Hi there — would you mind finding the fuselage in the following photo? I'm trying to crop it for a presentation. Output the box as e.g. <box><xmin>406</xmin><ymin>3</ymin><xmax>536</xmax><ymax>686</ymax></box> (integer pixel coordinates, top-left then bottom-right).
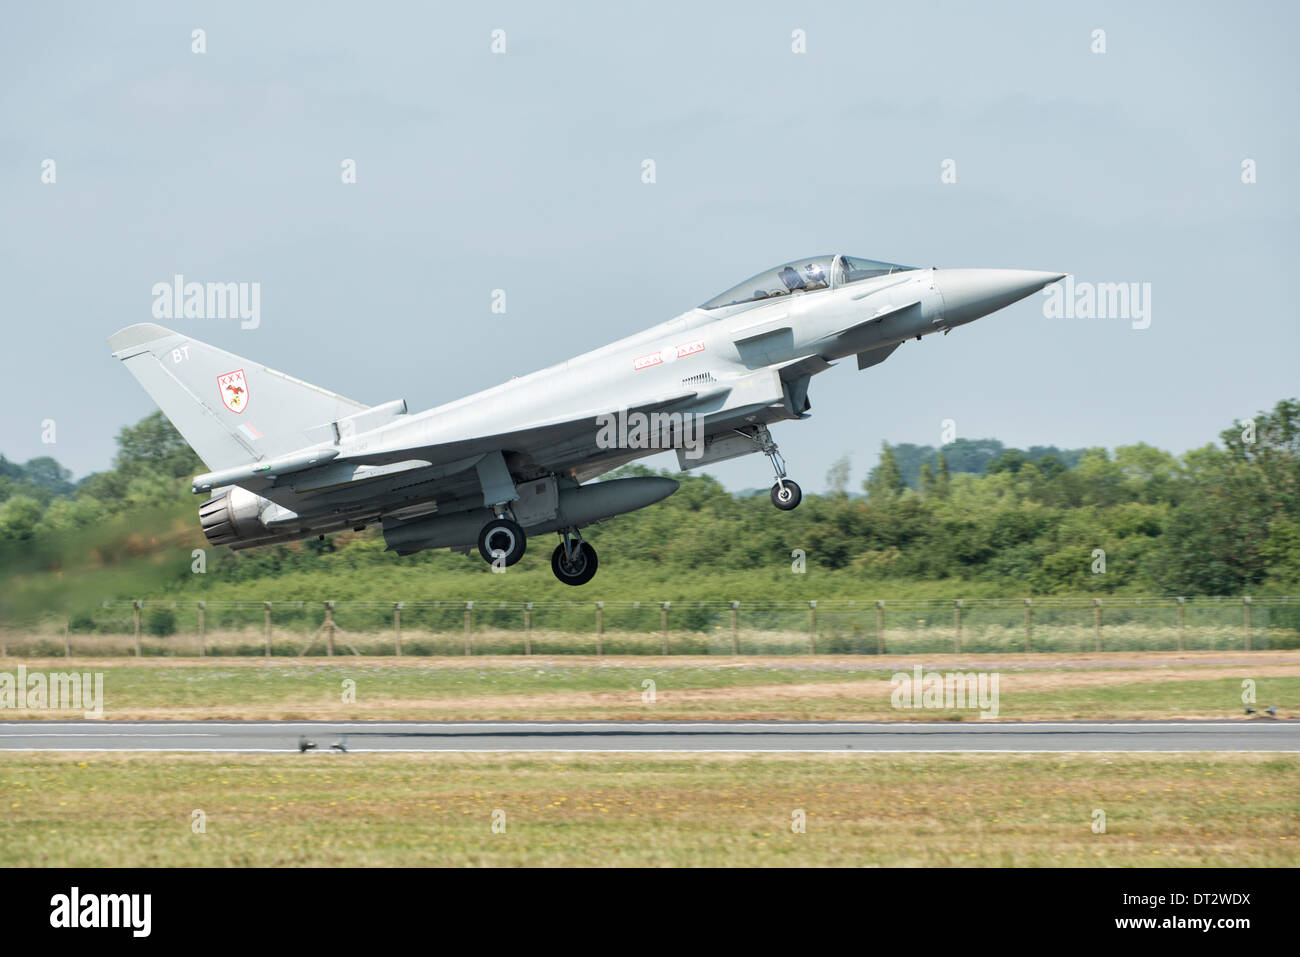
<box><xmin>349</xmin><ymin>259</ymin><xmax>1061</xmax><ymax>482</ymax></box>
<box><xmin>203</xmin><ymin>255</ymin><xmax>1063</xmax><ymax>549</ymax></box>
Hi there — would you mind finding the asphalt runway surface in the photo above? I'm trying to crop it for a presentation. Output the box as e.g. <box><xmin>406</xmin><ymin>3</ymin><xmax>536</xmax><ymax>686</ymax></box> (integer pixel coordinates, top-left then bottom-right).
<box><xmin>0</xmin><ymin>720</ymin><xmax>1296</xmax><ymax>753</ymax></box>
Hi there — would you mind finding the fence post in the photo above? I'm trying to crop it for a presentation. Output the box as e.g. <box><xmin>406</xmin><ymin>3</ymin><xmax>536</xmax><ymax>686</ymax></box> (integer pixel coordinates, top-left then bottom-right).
<box><xmin>133</xmin><ymin>600</ymin><xmax>142</xmax><ymax>657</ymax></box>
<box><xmin>876</xmin><ymin>600</ymin><xmax>885</xmax><ymax>655</ymax></box>
<box><xmin>595</xmin><ymin>602</ymin><xmax>604</xmax><ymax>656</ymax></box>
<box><xmin>1024</xmin><ymin>598</ymin><xmax>1032</xmax><ymax>653</ymax></box>
<box><xmin>394</xmin><ymin>602</ymin><xmax>403</xmax><ymax>656</ymax></box>
<box><xmin>1094</xmin><ymin>598</ymin><xmax>1102</xmax><ymax>652</ymax></box>
<box><xmin>524</xmin><ymin>602</ymin><xmax>533</xmax><ymax>655</ymax></box>
<box><xmin>464</xmin><ymin>601</ymin><xmax>474</xmax><ymax>655</ymax></box>
<box><xmin>263</xmin><ymin>602</ymin><xmax>272</xmax><ymax>657</ymax></box>
<box><xmin>1177</xmin><ymin>597</ymin><xmax>1184</xmax><ymax>651</ymax></box>
<box><xmin>198</xmin><ymin>601</ymin><xmax>205</xmax><ymax>657</ymax></box>
<box><xmin>660</xmin><ymin>602</ymin><xmax>670</xmax><ymax>655</ymax></box>
<box><xmin>954</xmin><ymin>599</ymin><xmax>963</xmax><ymax>653</ymax></box>
<box><xmin>325</xmin><ymin>601</ymin><xmax>335</xmax><ymax>656</ymax></box>
<box><xmin>1243</xmin><ymin>596</ymin><xmax>1252</xmax><ymax>651</ymax></box>
<box><xmin>808</xmin><ymin>600</ymin><xmax>817</xmax><ymax>655</ymax></box>
<box><xmin>64</xmin><ymin>618</ymin><xmax>71</xmax><ymax>658</ymax></box>
<box><xmin>730</xmin><ymin>601</ymin><xmax>739</xmax><ymax>655</ymax></box>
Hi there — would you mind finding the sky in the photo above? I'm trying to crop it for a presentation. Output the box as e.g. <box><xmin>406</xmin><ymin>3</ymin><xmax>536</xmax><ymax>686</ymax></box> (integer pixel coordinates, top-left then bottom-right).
<box><xmin>3</xmin><ymin>1</ymin><xmax>1296</xmax><ymax>492</ymax></box>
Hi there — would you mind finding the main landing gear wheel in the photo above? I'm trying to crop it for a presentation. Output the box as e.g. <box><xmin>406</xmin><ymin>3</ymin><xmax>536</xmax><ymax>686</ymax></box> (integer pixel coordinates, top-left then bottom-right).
<box><xmin>771</xmin><ymin>480</ymin><xmax>802</xmax><ymax>510</ymax></box>
<box><xmin>478</xmin><ymin>517</ymin><xmax>526</xmax><ymax>566</ymax></box>
<box><xmin>551</xmin><ymin>541</ymin><xmax>598</xmax><ymax>586</ymax></box>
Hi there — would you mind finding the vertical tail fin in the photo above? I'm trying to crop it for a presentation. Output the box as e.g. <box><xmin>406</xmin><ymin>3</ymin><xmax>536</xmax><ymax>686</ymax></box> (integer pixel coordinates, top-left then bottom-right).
<box><xmin>107</xmin><ymin>323</ymin><xmax>366</xmax><ymax>470</ymax></box>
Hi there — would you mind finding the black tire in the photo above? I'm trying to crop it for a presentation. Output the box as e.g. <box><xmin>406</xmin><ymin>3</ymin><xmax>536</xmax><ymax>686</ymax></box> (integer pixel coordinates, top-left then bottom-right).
<box><xmin>551</xmin><ymin>541</ymin><xmax>599</xmax><ymax>586</ymax></box>
<box><xmin>478</xmin><ymin>518</ymin><xmax>527</xmax><ymax>566</ymax></box>
<box><xmin>770</xmin><ymin>480</ymin><xmax>802</xmax><ymax>510</ymax></box>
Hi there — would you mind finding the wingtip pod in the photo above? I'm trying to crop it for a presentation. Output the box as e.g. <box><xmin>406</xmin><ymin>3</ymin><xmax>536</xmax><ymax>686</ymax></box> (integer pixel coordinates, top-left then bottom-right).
<box><xmin>192</xmin><ymin>447</ymin><xmax>342</xmax><ymax>493</ymax></box>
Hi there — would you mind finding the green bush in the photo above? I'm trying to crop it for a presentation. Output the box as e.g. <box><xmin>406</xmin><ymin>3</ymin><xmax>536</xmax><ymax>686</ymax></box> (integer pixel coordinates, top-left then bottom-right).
<box><xmin>145</xmin><ymin>607</ymin><xmax>176</xmax><ymax>637</ymax></box>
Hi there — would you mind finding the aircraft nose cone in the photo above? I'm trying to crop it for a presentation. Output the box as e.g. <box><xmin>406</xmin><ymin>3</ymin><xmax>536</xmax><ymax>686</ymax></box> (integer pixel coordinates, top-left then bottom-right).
<box><xmin>937</xmin><ymin>268</ymin><xmax>1066</xmax><ymax>326</ymax></box>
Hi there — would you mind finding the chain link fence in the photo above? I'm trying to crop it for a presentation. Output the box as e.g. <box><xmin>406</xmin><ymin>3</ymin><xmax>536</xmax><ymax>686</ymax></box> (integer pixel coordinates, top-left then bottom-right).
<box><xmin>5</xmin><ymin>596</ymin><xmax>1297</xmax><ymax>658</ymax></box>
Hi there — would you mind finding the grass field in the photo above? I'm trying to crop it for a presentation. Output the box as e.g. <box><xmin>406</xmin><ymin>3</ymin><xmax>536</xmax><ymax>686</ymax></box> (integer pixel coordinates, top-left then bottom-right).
<box><xmin>1</xmin><ymin>651</ymin><xmax>1296</xmax><ymax>721</ymax></box>
<box><xmin>1</xmin><ymin>752</ymin><xmax>1295</xmax><ymax>866</ymax></box>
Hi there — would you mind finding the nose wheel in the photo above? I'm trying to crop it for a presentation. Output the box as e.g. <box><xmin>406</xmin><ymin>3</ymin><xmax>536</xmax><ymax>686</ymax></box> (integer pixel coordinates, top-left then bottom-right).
<box><xmin>551</xmin><ymin>529</ymin><xmax>598</xmax><ymax>585</ymax></box>
<box><xmin>478</xmin><ymin>516</ymin><xmax>526</xmax><ymax>566</ymax></box>
<box><xmin>771</xmin><ymin>479</ymin><xmax>802</xmax><ymax>510</ymax></box>
<box><xmin>743</xmin><ymin>424</ymin><xmax>802</xmax><ymax>511</ymax></box>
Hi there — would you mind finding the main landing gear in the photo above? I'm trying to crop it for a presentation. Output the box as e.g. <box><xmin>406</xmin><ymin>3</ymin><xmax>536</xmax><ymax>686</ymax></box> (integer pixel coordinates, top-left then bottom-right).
<box><xmin>551</xmin><ymin>528</ymin><xmax>598</xmax><ymax>586</ymax></box>
<box><xmin>475</xmin><ymin>514</ymin><xmax>599</xmax><ymax>586</ymax></box>
<box><xmin>478</xmin><ymin>515</ymin><xmax>527</xmax><ymax>567</ymax></box>
<box><xmin>749</xmin><ymin>424</ymin><xmax>802</xmax><ymax>511</ymax></box>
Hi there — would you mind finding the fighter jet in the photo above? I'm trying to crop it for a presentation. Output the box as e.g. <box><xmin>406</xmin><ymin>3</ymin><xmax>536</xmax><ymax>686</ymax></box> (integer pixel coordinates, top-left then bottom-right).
<box><xmin>109</xmin><ymin>255</ymin><xmax>1063</xmax><ymax>585</ymax></box>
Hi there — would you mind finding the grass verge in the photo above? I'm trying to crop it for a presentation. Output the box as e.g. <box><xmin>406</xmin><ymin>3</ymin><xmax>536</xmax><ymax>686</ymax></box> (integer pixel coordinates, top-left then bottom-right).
<box><xmin>1</xmin><ymin>752</ymin><xmax>1295</xmax><ymax>866</ymax></box>
<box><xmin>1</xmin><ymin>652</ymin><xmax>1296</xmax><ymax>721</ymax></box>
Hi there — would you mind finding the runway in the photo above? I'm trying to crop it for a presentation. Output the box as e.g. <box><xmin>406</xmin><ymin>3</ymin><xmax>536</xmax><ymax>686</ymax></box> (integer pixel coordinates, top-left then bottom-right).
<box><xmin>0</xmin><ymin>720</ymin><xmax>1296</xmax><ymax>753</ymax></box>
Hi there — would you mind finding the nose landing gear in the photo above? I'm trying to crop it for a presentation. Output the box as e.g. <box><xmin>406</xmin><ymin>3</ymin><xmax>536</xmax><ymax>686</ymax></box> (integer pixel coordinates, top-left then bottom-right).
<box><xmin>749</xmin><ymin>424</ymin><xmax>802</xmax><ymax>510</ymax></box>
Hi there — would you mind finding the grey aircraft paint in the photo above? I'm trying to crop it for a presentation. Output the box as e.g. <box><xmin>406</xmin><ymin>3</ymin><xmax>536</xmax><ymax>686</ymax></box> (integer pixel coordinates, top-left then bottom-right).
<box><xmin>109</xmin><ymin>254</ymin><xmax>1063</xmax><ymax>585</ymax></box>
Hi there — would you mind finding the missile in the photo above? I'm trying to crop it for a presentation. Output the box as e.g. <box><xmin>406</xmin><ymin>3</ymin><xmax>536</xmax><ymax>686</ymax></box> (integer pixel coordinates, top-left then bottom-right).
<box><xmin>383</xmin><ymin>476</ymin><xmax>679</xmax><ymax>554</ymax></box>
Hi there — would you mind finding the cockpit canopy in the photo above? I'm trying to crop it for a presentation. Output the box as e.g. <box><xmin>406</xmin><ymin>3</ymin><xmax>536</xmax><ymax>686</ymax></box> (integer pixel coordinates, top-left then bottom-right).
<box><xmin>701</xmin><ymin>255</ymin><xmax>916</xmax><ymax>310</ymax></box>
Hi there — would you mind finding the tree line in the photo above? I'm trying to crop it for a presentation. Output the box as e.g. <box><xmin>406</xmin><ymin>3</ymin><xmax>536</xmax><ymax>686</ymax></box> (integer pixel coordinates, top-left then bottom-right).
<box><xmin>1</xmin><ymin>400</ymin><xmax>1296</xmax><ymax>602</ymax></box>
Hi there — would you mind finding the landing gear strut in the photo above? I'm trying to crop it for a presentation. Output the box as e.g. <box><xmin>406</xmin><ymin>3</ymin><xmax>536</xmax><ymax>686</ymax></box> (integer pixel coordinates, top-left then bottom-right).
<box><xmin>478</xmin><ymin>515</ymin><xmax>526</xmax><ymax>566</ymax></box>
<box><xmin>551</xmin><ymin>528</ymin><xmax>598</xmax><ymax>586</ymax></box>
<box><xmin>747</xmin><ymin>424</ymin><xmax>801</xmax><ymax>510</ymax></box>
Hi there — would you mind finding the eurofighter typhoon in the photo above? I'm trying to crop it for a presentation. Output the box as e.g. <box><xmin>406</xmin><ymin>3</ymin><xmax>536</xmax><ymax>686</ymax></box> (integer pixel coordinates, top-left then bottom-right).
<box><xmin>109</xmin><ymin>256</ymin><xmax>1063</xmax><ymax>584</ymax></box>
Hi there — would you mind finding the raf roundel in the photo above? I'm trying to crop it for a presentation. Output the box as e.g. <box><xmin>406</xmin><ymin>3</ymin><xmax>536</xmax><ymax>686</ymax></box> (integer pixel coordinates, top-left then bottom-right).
<box><xmin>217</xmin><ymin>369</ymin><xmax>249</xmax><ymax>413</ymax></box>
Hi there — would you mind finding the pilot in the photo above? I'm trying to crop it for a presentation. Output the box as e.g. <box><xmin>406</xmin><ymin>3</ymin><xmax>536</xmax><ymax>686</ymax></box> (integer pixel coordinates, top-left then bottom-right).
<box><xmin>803</xmin><ymin>262</ymin><xmax>827</xmax><ymax>289</ymax></box>
<box><xmin>778</xmin><ymin>266</ymin><xmax>807</xmax><ymax>291</ymax></box>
